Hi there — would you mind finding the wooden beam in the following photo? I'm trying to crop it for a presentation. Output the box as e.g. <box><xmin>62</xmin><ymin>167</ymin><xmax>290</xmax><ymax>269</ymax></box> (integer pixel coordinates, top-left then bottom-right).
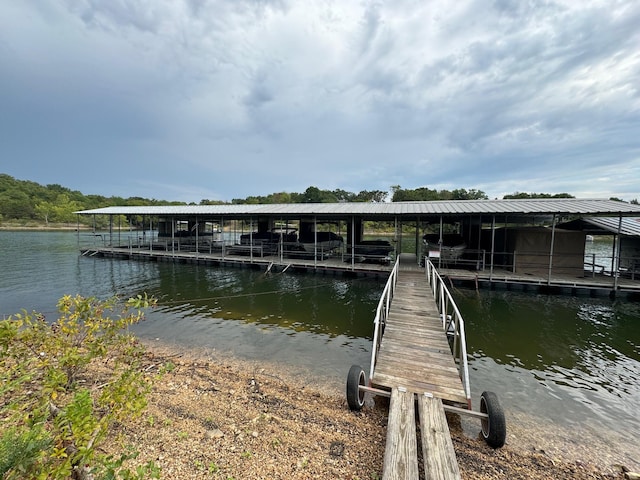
<box><xmin>418</xmin><ymin>394</ymin><xmax>461</xmax><ymax>480</ymax></box>
<box><xmin>383</xmin><ymin>387</ymin><xmax>419</xmax><ymax>480</ymax></box>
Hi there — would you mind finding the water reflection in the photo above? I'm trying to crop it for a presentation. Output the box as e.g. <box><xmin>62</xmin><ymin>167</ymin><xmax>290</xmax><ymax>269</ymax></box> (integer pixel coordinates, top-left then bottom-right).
<box><xmin>456</xmin><ymin>289</ymin><xmax>640</xmax><ymax>450</ymax></box>
<box><xmin>141</xmin><ymin>264</ymin><xmax>382</xmax><ymax>340</ymax></box>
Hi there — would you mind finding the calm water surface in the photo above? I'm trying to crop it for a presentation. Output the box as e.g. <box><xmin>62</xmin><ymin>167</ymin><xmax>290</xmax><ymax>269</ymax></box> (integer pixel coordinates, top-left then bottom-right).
<box><xmin>1</xmin><ymin>231</ymin><xmax>638</xmax><ymax>469</ymax></box>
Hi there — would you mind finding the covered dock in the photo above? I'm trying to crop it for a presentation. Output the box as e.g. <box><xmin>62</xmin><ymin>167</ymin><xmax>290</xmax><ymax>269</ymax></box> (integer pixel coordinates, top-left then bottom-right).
<box><xmin>75</xmin><ymin>199</ymin><xmax>640</xmax><ymax>297</ymax></box>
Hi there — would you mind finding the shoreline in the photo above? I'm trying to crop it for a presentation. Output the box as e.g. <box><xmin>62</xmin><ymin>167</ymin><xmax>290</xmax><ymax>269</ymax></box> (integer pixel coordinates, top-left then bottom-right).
<box><xmin>109</xmin><ymin>340</ymin><xmax>634</xmax><ymax>479</ymax></box>
<box><xmin>0</xmin><ymin>224</ymin><xmax>88</xmax><ymax>231</ymax></box>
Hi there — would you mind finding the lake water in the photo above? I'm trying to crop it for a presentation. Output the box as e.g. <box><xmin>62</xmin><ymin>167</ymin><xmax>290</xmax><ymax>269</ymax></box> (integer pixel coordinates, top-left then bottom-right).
<box><xmin>1</xmin><ymin>231</ymin><xmax>638</xmax><ymax>471</ymax></box>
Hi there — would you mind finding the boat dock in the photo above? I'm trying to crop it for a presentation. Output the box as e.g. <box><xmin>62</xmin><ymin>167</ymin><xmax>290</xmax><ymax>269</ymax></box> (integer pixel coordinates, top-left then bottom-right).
<box><xmin>75</xmin><ymin>199</ymin><xmax>640</xmax><ymax>298</ymax></box>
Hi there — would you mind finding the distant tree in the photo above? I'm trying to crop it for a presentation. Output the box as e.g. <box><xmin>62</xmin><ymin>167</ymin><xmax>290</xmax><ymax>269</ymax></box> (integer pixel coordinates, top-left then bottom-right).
<box><xmin>332</xmin><ymin>189</ymin><xmax>355</xmax><ymax>202</ymax></box>
<box><xmin>299</xmin><ymin>186</ymin><xmax>338</xmax><ymax>203</ymax></box>
<box><xmin>503</xmin><ymin>192</ymin><xmax>575</xmax><ymax>199</ymax></box>
<box><xmin>354</xmin><ymin>190</ymin><xmax>388</xmax><ymax>202</ymax></box>
<box><xmin>450</xmin><ymin>188</ymin><xmax>488</xmax><ymax>200</ymax></box>
<box><xmin>391</xmin><ymin>186</ymin><xmax>439</xmax><ymax>202</ymax></box>
<box><xmin>0</xmin><ymin>188</ymin><xmax>34</xmax><ymax>219</ymax></box>
<box><xmin>34</xmin><ymin>201</ymin><xmax>54</xmax><ymax>225</ymax></box>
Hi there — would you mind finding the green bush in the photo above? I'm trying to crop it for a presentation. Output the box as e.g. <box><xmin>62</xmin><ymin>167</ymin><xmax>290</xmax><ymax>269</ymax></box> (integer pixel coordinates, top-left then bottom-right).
<box><xmin>0</xmin><ymin>294</ymin><xmax>159</xmax><ymax>480</ymax></box>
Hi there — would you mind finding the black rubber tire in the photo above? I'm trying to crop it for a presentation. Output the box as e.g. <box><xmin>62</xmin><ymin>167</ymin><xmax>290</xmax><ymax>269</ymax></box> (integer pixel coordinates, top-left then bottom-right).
<box><xmin>346</xmin><ymin>365</ymin><xmax>366</xmax><ymax>411</ymax></box>
<box><xmin>480</xmin><ymin>391</ymin><xmax>506</xmax><ymax>448</ymax></box>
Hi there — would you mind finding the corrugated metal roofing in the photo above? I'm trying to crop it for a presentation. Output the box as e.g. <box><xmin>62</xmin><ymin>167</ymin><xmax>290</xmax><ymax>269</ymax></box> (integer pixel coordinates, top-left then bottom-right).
<box><xmin>583</xmin><ymin>217</ymin><xmax>640</xmax><ymax>236</ymax></box>
<box><xmin>76</xmin><ymin>199</ymin><xmax>640</xmax><ymax>218</ymax></box>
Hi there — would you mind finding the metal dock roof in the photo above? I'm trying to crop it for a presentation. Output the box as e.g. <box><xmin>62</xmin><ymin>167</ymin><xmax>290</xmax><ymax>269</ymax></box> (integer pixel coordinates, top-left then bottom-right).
<box><xmin>76</xmin><ymin>199</ymin><xmax>640</xmax><ymax>221</ymax></box>
<box><xmin>583</xmin><ymin>217</ymin><xmax>640</xmax><ymax>236</ymax></box>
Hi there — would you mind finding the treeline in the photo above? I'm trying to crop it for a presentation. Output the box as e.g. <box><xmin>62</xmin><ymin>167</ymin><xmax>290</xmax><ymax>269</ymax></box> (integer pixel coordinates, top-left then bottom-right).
<box><xmin>224</xmin><ymin>186</ymin><xmax>389</xmax><ymax>204</ymax></box>
<box><xmin>7</xmin><ymin>172</ymin><xmax>635</xmax><ymax>226</ymax></box>
<box><xmin>0</xmin><ymin>174</ymin><xmax>183</xmax><ymax>225</ymax></box>
<box><xmin>218</xmin><ymin>185</ymin><xmax>490</xmax><ymax>204</ymax></box>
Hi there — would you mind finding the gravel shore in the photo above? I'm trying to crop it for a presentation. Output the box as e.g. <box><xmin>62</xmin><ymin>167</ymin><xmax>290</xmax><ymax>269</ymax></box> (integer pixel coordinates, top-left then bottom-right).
<box><xmin>98</xmin><ymin>342</ymin><xmax>637</xmax><ymax>480</ymax></box>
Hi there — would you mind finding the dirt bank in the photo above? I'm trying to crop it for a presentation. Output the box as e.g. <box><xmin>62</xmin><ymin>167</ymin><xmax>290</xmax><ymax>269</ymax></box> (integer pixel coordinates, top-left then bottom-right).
<box><xmin>100</xmin><ymin>344</ymin><xmax>633</xmax><ymax>479</ymax></box>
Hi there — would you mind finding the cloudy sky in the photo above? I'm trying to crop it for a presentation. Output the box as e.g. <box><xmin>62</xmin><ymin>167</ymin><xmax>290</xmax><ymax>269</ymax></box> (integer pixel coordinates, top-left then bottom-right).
<box><xmin>1</xmin><ymin>1</ymin><xmax>638</xmax><ymax>203</ymax></box>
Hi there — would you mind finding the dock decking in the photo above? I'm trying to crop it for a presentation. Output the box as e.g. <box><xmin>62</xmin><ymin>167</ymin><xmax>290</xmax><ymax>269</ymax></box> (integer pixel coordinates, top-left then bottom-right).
<box><xmin>372</xmin><ymin>267</ymin><xmax>467</xmax><ymax>405</ymax></box>
<box><xmin>369</xmin><ymin>261</ymin><xmax>465</xmax><ymax>479</ymax></box>
<box><xmin>79</xmin><ymin>243</ymin><xmax>640</xmax><ymax>297</ymax></box>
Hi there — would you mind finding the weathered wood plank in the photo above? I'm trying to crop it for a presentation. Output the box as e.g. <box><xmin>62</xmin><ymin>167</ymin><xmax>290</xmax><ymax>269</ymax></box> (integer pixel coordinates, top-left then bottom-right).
<box><xmin>376</xmin><ymin>345</ymin><xmax>456</xmax><ymax>364</ymax></box>
<box><xmin>374</xmin><ymin>361</ymin><xmax>462</xmax><ymax>385</ymax></box>
<box><xmin>373</xmin><ymin>373</ymin><xmax>468</xmax><ymax>405</ymax></box>
<box><xmin>382</xmin><ymin>388</ymin><xmax>419</xmax><ymax>480</ymax></box>
<box><xmin>418</xmin><ymin>395</ymin><xmax>462</xmax><ymax>480</ymax></box>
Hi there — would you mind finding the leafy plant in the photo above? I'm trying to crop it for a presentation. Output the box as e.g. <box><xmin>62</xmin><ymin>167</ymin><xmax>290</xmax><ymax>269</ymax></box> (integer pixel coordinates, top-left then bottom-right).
<box><xmin>0</xmin><ymin>294</ymin><xmax>158</xmax><ymax>479</ymax></box>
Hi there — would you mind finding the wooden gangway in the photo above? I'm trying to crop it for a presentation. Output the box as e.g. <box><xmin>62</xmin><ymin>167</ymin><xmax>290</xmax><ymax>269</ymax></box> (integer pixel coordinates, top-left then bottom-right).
<box><xmin>347</xmin><ymin>255</ymin><xmax>483</xmax><ymax>479</ymax></box>
<box><xmin>377</xmin><ymin>259</ymin><xmax>466</xmax><ymax>479</ymax></box>
<box><xmin>371</xmin><ymin>265</ymin><xmax>468</xmax><ymax>406</ymax></box>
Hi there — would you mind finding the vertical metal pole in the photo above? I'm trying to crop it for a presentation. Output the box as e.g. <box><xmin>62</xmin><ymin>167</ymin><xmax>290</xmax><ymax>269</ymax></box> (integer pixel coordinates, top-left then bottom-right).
<box><xmin>314</xmin><ymin>216</ymin><xmax>318</xmax><ymax>268</ymax></box>
<box><xmin>477</xmin><ymin>215</ymin><xmax>482</xmax><ymax>270</ymax></box>
<box><xmin>438</xmin><ymin>216</ymin><xmax>443</xmax><ymax>268</ymax></box>
<box><xmin>415</xmin><ymin>216</ymin><xmax>420</xmax><ymax>260</ymax></box>
<box><xmin>171</xmin><ymin>216</ymin><xmax>175</xmax><ymax>256</ymax></box>
<box><xmin>351</xmin><ymin>216</ymin><xmax>355</xmax><ymax>270</ymax></box>
<box><xmin>395</xmin><ymin>216</ymin><xmax>398</xmax><ymax>261</ymax></box>
<box><xmin>280</xmin><ymin>217</ymin><xmax>284</xmax><ymax>263</ymax></box>
<box><xmin>614</xmin><ymin>215</ymin><xmax>622</xmax><ymax>290</ymax></box>
<box><xmin>548</xmin><ymin>214</ymin><xmax>557</xmax><ymax>285</ymax></box>
<box><xmin>250</xmin><ymin>218</ymin><xmax>254</xmax><ymax>263</ymax></box>
<box><xmin>490</xmin><ymin>216</ymin><xmax>496</xmax><ymax>280</ymax></box>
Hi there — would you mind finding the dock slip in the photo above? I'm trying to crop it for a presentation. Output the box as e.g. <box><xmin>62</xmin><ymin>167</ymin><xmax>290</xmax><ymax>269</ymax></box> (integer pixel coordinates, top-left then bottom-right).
<box><xmin>346</xmin><ymin>254</ymin><xmax>506</xmax><ymax>479</ymax></box>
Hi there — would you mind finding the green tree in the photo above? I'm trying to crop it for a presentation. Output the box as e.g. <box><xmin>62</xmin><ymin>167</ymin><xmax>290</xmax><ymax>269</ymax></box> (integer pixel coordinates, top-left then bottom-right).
<box><xmin>299</xmin><ymin>186</ymin><xmax>338</xmax><ymax>203</ymax></box>
<box><xmin>353</xmin><ymin>190</ymin><xmax>388</xmax><ymax>202</ymax></box>
<box><xmin>34</xmin><ymin>201</ymin><xmax>55</xmax><ymax>225</ymax></box>
<box><xmin>0</xmin><ymin>188</ymin><xmax>34</xmax><ymax>219</ymax></box>
<box><xmin>503</xmin><ymin>192</ymin><xmax>575</xmax><ymax>199</ymax></box>
<box><xmin>450</xmin><ymin>188</ymin><xmax>488</xmax><ymax>200</ymax></box>
<box><xmin>43</xmin><ymin>194</ymin><xmax>84</xmax><ymax>224</ymax></box>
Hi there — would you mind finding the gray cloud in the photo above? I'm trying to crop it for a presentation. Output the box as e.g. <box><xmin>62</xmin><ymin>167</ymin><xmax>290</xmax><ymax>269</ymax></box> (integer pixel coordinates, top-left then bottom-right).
<box><xmin>0</xmin><ymin>0</ymin><xmax>638</xmax><ymax>202</ymax></box>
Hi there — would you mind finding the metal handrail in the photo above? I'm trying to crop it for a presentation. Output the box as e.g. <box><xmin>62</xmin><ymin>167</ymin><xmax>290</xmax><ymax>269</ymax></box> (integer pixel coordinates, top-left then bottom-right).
<box><xmin>368</xmin><ymin>256</ymin><xmax>400</xmax><ymax>381</ymax></box>
<box><xmin>425</xmin><ymin>259</ymin><xmax>472</xmax><ymax>403</ymax></box>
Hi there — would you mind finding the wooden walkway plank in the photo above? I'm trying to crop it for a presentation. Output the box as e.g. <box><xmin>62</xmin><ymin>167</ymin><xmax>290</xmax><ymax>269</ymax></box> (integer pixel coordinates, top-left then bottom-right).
<box><xmin>418</xmin><ymin>395</ymin><xmax>462</xmax><ymax>480</ymax></box>
<box><xmin>382</xmin><ymin>388</ymin><xmax>419</xmax><ymax>480</ymax></box>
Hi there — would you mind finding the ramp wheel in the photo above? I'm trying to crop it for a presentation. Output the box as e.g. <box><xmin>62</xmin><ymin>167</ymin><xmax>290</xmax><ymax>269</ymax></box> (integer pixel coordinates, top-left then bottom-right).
<box><xmin>346</xmin><ymin>365</ymin><xmax>366</xmax><ymax>411</ymax></box>
<box><xmin>480</xmin><ymin>391</ymin><xmax>506</xmax><ymax>448</ymax></box>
